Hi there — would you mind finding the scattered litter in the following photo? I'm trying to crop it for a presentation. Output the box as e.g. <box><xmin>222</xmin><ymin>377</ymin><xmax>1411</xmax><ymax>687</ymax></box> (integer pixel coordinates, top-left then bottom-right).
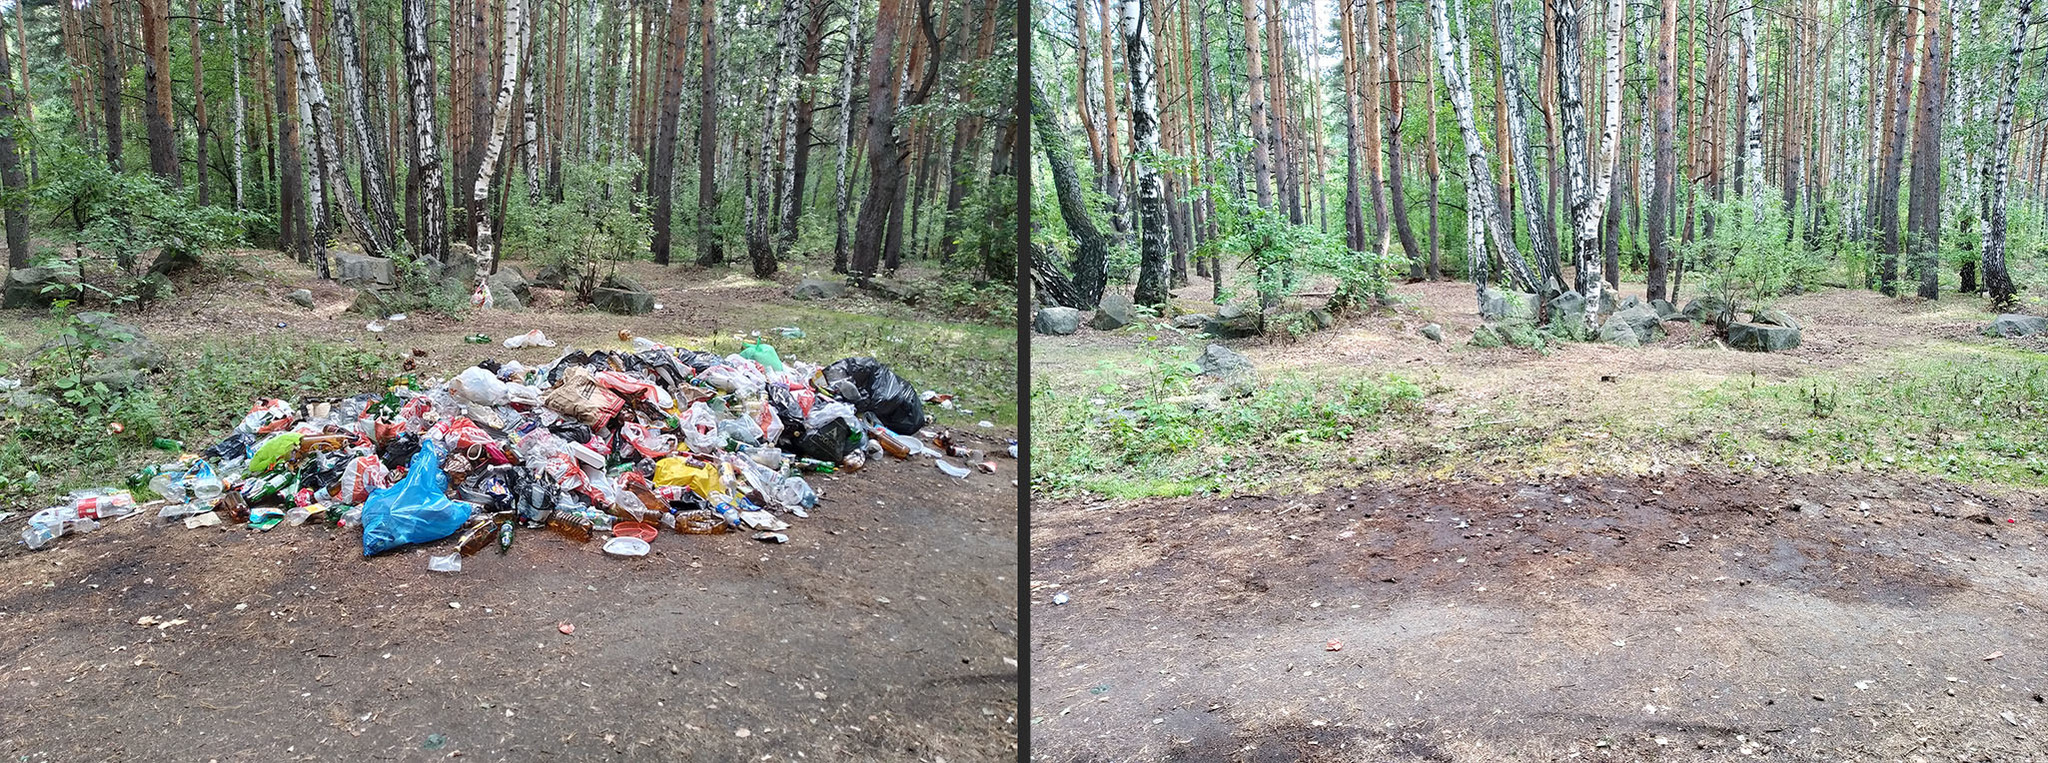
<box><xmin>977</xmin><ymin>420</ymin><xmax>994</xmax><ymax>428</ymax></box>
<box><xmin>504</xmin><ymin>329</ymin><xmax>556</xmax><ymax>349</ymax></box>
<box><xmin>558</xmin><ymin>622</ymin><xmax>576</xmax><ymax>635</ymax></box>
<box><xmin>602</xmin><ymin>536</ymin><xmax>651</xmax><ymax>556</ymax></box>
<box><xmin>1052</xmin><ymin>591</ymin><xmax>1069</xmax><ymax>605</ymax></box>
<box><xmin>21</xmin><ymin>337</ymin><xmax>979</xmax><ymax>561</ymax></box>
<box><xmin>1325</xmin><ymin>639</ymin><xmax>1343</xmax><ymax>652</ymax></box>
<box><xmin>1984</xmin><ymin>651</ymin><xmax>2004</xmax><ymax>661</ymax></box>
<box><xmin>936</xmin><ymin>460</ymin><xmax>970</xmax><ymax>478</ymax></box>
<box><xmin>366</xmin><ymin>321</ymin><xmax>386</xmax><ymax>333</ymax></box>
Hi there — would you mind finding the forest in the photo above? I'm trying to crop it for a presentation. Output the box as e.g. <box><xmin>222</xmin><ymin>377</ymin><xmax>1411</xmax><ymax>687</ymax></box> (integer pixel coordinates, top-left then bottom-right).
<box><xmin>0</xmin><ymin>0</ymin><xmax>1018</xmax><ymax>307</ymax></box>
<box><xmin>1029</xmin><ymin>0</ymin><xmax>2048</xmax><ymax>323</ymax></box>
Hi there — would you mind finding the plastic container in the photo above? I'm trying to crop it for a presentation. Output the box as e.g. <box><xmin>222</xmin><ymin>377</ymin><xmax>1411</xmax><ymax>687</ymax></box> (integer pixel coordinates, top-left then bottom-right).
<box><xmin>611</xmin><ymin>521</ymin><xmax>659</xmax><ymax>542</ymax></box>
<box><xmin>602</xmin><ymin>536</ymin><xmax>651</xmax><ymax>556</ymax></box>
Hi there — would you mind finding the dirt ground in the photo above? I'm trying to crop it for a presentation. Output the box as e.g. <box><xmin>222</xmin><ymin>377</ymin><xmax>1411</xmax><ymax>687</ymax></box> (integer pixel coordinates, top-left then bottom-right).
<box><xmin>1030</xmin><ymin>277</ymin><xmax>2048</xmax><ymax>760</ymax></box>
<box><xmin>0</xmin><ymin>253</ymin><xmax>1021</xmax><ymax>760</ymax></box>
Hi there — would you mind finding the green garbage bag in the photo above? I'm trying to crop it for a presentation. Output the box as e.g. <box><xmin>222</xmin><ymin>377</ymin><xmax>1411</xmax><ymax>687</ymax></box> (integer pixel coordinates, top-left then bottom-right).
<box><xmin>248</xmin><ymin>432</ymin><xmax>305</xmax><ymax>474</ymax></box>
<box><xmin>740</xmin><ymin>340</ymin><xmax>785</xmax><ymax>372</ymax></box>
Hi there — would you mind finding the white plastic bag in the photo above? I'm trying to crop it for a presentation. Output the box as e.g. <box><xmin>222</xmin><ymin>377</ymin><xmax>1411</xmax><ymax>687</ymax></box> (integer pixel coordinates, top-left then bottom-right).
<box><xmin>503</xmin><ymin>329</ymin><xmax>556</xmax><ymax>349</ymax></box>
<box><xmin>448</xmin><ymin>367</ymin><xmax>510</xmax><ymax>406</ymax></box>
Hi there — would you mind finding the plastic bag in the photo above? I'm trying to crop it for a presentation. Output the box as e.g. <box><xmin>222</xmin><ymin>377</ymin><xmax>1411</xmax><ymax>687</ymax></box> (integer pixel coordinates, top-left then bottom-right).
<box><xmin>794</xmin><ymin>416</ymin><xmax>861</xmax><ymax>463</ymax></box>
<box><xmin>237</xmin><ymin>398</ymin><xmax>296</xmax><ymax>435</ymax></box>
<box><xmin>679</xmin><ymin>402</ymin><xmax>729</xmax><ymax>453</ymax></box>
<box><xmin>247</xmin><ymin>432</ymin><xmax>305</xmax><ymax>475</ymax></box>
<box><xmin>619</xmin><ymin>422</ymin><xmax>676</xmax><ymax>459</ymax></box>
<box><xmin>653</xmin><ymin>457</ymin><xmax>723</xmax><ymax>499</ymax></box>
<box><xmin>544</xmin><ymin>366</ymin><xmax>626</xmax><ymax>427</ymax></box>
<box><xmin>740</xmin><ymin>340</ymin><xmax>786</xmax><ymax>372</ymax></box>
<box><xmin>470</xmin><ymin>280</ymin><xmax>495</xmax><ymax>309</ymax></box>
<box><xmin>449</xmin><ymin>366</ymin><xmax>511</xmax><ymax>406</ymax></box>
<box><xmin>504</xmin><ymin>329</ymin><xmax>555</xmax><ymax>348</ymax></box>
<box><xmin>717</xmin><ymin>417</ymin><xmax>765</xmax><ymax>447</ymax></box>
<box><xmin>823</xmin><ymin>358</ymin><xmax>927</xmax><ymax>435</ymax></box>
<box><xmin>334</xmin><ymin>454</ymin><xmax>391</xmax><ymax>505</ymax></box>
<box><xmin>360</xmin><ymin>441</ymin><xmax>476</xmax><ymax>556</ymax></box>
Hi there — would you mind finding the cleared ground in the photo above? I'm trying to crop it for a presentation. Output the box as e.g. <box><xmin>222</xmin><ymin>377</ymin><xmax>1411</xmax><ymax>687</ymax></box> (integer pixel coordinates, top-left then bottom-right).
<box><xmin>1030</xmin><ymin>277</ymin><xmax>2048</xmax><ymax>761</ymax></box>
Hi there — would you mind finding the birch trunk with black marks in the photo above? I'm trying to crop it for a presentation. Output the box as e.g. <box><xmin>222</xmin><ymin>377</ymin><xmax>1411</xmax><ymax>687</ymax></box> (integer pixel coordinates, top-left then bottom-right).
<box><xmin>227</xmin><ymin>0</ymin><xmax>249</xmax><ymax>210</ymax></box>
<box><xmin>1034</xmin><ymin>80</ymin><xmax>1111</xmax><ymax>308</ymax></box>
<box><xmin>1123</xmin><ymin>0</ymin><xmax>1169</xmax><ymax>306</ymax></box>
<box><xmin>1495</xmin><ymin>0</ymin><xmax>1559</xmax><ymax>291</ymax></box>
<box><xmin>697</xmin><ymin>0</ymin><xmax>721</xmax><ymax>265</ymax></box>
<box><xmin>470</xmin><ymin>0</ymin><xmax>526</xmax><ymax>274</ymax></box>
<box><xmin>746</xmin><ymin>0</ymin><xmax>800</xmax><ymax>277</ymax></box>
<box><xmin>830</xmin><ymin>0</ymin><xmax>861</xmax><ymax>272</ymax></box>
<box><xmin>1430</xmin><ymin>0</ymin><xmax>1536</xmax><ymax>302</ymax></box>
<box><xmin>1979</xmin><ymin>0</ymin><xmax>2030</xmax><ymax>308</ymax></box>
<box><xmin>334</xmin><ymin>0</ymin><xmax>399</xmax><ymax>251</ymax></box>
<box><xmin>404</xmin><ymin>0</ymin><xmax>447</xmax><ymax>264</ymax></box>
<box><xmin>1557</xmin><ymin>0</ymin><xmax>1622</xmax><ymax>328</ymax></box>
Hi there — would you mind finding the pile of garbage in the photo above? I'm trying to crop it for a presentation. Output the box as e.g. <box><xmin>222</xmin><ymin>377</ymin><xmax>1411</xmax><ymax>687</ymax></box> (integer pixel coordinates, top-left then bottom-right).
<box><xmin>20</xmin><ymin>335</ymin><xmax>1000</xmax><ymax>567</ymax></box>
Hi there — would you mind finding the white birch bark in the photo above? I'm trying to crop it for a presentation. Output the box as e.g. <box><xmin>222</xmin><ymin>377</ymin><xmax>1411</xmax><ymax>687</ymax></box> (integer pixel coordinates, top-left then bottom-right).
<box><xmin>830</xmin><ymin>0</ymin><xmax>861</xmax><ymax>262</ymax></box>
<box><xmin>404</xmin><ymin>0</ymin><xmax>446</xmax><ymax>264</ymax></box>
<box><xmin>1572</xmin><ymin>0</ymin><xmax>1623</xmax><ymax>328</ymax></box>
<box><xmin>1980</xmin><ymin>0</ymin><xmax>2031</xmax><ymax>307</ymax></box>
<box><xmin>746</xmin><ymin>0</ymin><xmax>800</xmax><ymax>269</ymax></box>
<box><xmin>332</xmin><ymin>0</ymin><xmax>397</xmax><ymax>248</ymax></box>
<box><xmin>523</xmin><ymin>20</ymin><xmax>541</xmax><ymax>204</ymax></box>
<box><xmin>471</xmin><ymin>0</ymin><xmax>526</xmax><ymax>273</ymax></box>
<box><xmin>280</xmin><ymin>0</ymin><xmax>386</xmax><ymax>257</ymax></box>
<box><xmin>225</xmin><ymin>0</ymin><xmax>246</xmax><ymax>211</ymax></box>
<box><xmin>1122</xmin><ymin>0</ymin><xmax>1170</xmax><ymax>304</ymax></box>
<box><xmin>1740</xmin><ymin>0</ymin><xmax>1761</xmax><ymax>201</ymax></box>
<box><xmin>1430</xmin><ymin>0</ymin><xmax>1536</xmax><ymax>301</ymax></box>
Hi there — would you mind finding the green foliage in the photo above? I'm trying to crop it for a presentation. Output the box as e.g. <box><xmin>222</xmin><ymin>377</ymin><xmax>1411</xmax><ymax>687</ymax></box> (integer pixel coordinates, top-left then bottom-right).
<box><xmin>1681</xmin><ymin>196</ymin><xmax>1820</xmax><ymax>315</ymax></box>
<box><xmin>37</xmin><ymin>301</ymin><xmax>136</xmax><ymax>409</ymax></box>
<box><xmin>36</xmin><ymin>140</ymin><xmax>247</xmax><ymax>275</ymax></box>
<box><xmin>506</xmin><ymin>159</ymin><xmax>652</xmax><ymax>300</ymax></box>
<box><xmin>1691</xmin><ymin>348</ymin><xmax>2048</xmax><ymax>485</ymax></box>
<box><xmin>1202</xmin><ymin>186</ymin><xmax>1401</xmax><ymax>310</ymax></box>
<box><xmin>0</xmin><ymin>336</ymin><xmax>393</xmax><ymax>508</ymax></box>
<box><xmin>1033</xmin><ymin>342</ymin><xmax>1424</xmax><ymax>496</ymax></box>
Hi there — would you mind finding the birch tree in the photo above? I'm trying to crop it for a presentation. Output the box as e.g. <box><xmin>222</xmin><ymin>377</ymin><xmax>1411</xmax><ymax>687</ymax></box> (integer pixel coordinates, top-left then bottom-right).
<box><xmin>1980</xmin><ymin>0</ymin><xmax>2032</xmax><ymax>308</ymax></box>
<box><xmin>404</xmin><ymin>0</ymin><xmax>447</xmax><ymax>264</ymax></box>
<box><xmin>470</xmin><ymin>0</ymin><xmax>527</xmax><ymax>273</ymax></box>
<box><xmin>1123</xmin><ymin>0</ymin><xmax>1169</xmax><ymax>305</ymax></box>
<box><xmin>1429</xmin><ymin>0</ymin><xmax>1538</xmax><ymax>303</ymax></box>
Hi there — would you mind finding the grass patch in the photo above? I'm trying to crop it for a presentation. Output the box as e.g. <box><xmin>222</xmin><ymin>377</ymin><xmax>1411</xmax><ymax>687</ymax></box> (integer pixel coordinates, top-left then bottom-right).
<box><xmin>1683</xmin><ymin>346</ymin><xmax>2048</xmax><ymax>485</ymax></box>
<box><xmin>1033</xmin><ymin>343</ymin><xmax>1424</xmax><ymax>497</ymax></box>
<box><xmin>0</xmin><ymin>333</ymin><xmax>395</xmax><ymax>508</ymax></box>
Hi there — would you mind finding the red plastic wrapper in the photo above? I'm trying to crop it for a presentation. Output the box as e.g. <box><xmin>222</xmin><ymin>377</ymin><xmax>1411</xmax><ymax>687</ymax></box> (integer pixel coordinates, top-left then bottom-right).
<box><xmin>334</xmin><ymin>455</ymin><xmax>391</xmax><ymax>505</ymax></box>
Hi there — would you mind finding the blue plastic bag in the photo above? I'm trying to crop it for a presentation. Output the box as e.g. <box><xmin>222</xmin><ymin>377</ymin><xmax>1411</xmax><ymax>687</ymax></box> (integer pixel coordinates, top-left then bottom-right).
<box><xmin>361</xmin><ymin>441</ymin><xmax>475</xmax><ymax>556</ymax></box>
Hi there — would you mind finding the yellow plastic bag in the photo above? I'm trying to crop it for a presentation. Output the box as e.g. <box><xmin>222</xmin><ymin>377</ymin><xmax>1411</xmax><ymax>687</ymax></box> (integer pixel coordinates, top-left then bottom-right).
<box><xmin>653</xmin><ymin>457</ymin><xmax>722</xmax><ymax>499</ymax></box>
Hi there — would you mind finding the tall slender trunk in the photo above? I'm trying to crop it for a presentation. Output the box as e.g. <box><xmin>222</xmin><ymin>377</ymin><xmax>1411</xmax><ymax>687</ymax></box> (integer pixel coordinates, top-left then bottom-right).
<box><xmin>1423</xmin><ymin>18</ymin><xmax>1442</xmax><ymax>280</ymax></box>
<box><xmin>1875</xmin><ymin>11</ymin><xmax>1920</xmax><ymax>295</ymax></box>
<box><xmin>1357</xmin><ymin>0</ymin><xmax>1387</xmax><ymax>253</ymax></box>
<box><xmin>140</xmin><ymin>0</ymin><xmax>179</xmax><ymax>184</ymax></box>
<box><xmin>334</xmin><ymin>0</ymin><xmax>398</xmax><ymax>248</ymax></box>
<box><xmin>1647</xmin><ymin>0</ymin><xmax>1676</xmax><ymax>299</ymax></box>
<box><xmin>0</xmin><ymin>20</ymin><xmax>25</xmax><ymax>268</ymax></box>
<box><xmin>469</xmin><ymin>0</ymin><xmax>525</xmax><ymax>273</ymax></box>
<box><xmin>272</xmin><ymin>19</ymin><xmax>308</xmax><ymax>262</ymax></box>
<box><xmin>1497</xmin><ymin>0</ymin><xmax>1560</xmax><ymax>290</ymax></box>
<box><xmin>1980</xmin><ymin>0</ymin><xmax>2031</xmax><ymax>308</ymax></box>
<box><xmin>1382</xmin><ymin>0</ymin><xmax>1421</xmax><ymax>275</ymax></box>
<box><xmin>1239</xmin><ymin>0</ymin><xmax>1271</xmax><ymax>207</ymax></box>
<box><xmin>1430</xmin><ymin>0</ymin><xmax>1536</xmax><ymax>299</ymax></box>
<box><xmin>829</xmin><ymin>0</ymin><xmax>861</xmax><ymax>272</ymax></box>
<box><xmin>227</xmin><ymin>0</ymin><xmax>249</xmax><ymax>210</ymax></box>
<box><xmin>696</xmin><ymin>0</ymin><xmax>722</xmax><ymax>265</ymax></box>
<box><xmin>404</xmin><ymin>0</ymin><xmax>446</xmax><ymax>264</ymax></box>
<box><xmin>1558</xmin><ymin>0</ymin><xmax>1623</xmax><ymax>327</ymax></box>
<box><xmin>778</xmin><ymin>0</ymin><xmax>830</xmax><ymax>254</ymax></box>
<box><xmin>1339</xmin><ymin>0</ymin><xmax>1363</xmax><ymax>252</ymax></box>
<box><xmin>649</xmin><ymin>0</ymin><xmax>692</xmax><ymax>266</ymax></box>
<box><xmin>746</xmin><ymin>0</ymin><xmax>801</xmax><ymax>277</ymax></box>
<box><xmin>851</xmin><ymin>0</ymin><xmax>939</xmax><ymax>280</ymax></box>
<box><xmin>281</xmin><ymin>0</ymin><xmax>386</xmax><ymax>261</ymax></box>
<box><xmin>1123</xmin><ymin>0</ymin><xmax>1167</xmax><ymax>305</ymax></box>
<box><xmin>190</xmin><ymin>0</ymin><xmax>210</xmax><ymax>204</ymax></box>
<box><xmin>1906</xmin><ymin>0</ymin><xmax>1946</xmax><ymax>299</ymax></box>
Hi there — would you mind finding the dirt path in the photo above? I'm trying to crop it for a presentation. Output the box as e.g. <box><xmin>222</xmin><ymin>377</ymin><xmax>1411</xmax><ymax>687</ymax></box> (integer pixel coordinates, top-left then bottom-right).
<box><xmin>1</xmin><ymin>449</ymin><xmax>1018</xmax><ymax>760</ymax></box>
<box><xmin>1030</xmin><ymin>472</ymin><xmax>2048</xmax><ymax>761</ymax></box>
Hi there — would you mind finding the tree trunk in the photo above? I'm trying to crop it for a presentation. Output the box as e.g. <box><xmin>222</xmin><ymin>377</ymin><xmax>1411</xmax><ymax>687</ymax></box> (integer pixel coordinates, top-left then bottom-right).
<box><xmin>1875</xmin><ymin>11</ymin><xmax>1920</xmax><ymax>295</ymax></box>
<box><xmin>1979</xmin><ymin>0</ymin><xmax>2031</xmax><ymax>308</ymax></box>
<box><xmin>334</xmin><ymin>0</ymin><xmax>398</xmax><ymax>249</ymax></box>
<box><xmin>272</xmin><ymin>19</ymin><xmax>308</xmax><ymax>263</ymax></box>
<box><xmin>745</xmin><ymin>0</ymin><xmax>801</xmax><ymax>278</ymax></box>
<box><xmin>1239</xmin><ymin>0</ymin><xmax>1272</xmax><ymax>207</ymax></box>
<box><xmin>1557</xmin><ymin>0</ymin><xmax>1623</xmax><ymax>328</ymax></box>
<box><xmin>141</xmin><ymin>0</ymin><xmax>179</xmax><ymax>184</ymax></box>
<box><xmin>1496</xmin><ymin>0</ymin><xmax>1561</xmax><ymax>291</ymax></box>
<box><xmin>1382</xmin><ymin>0</ymin><xmax>1421</xmax><ymax>276</ymax></box>
<box><xmin>829</xmin><ymin>0</ymin><xmax>861</xmax><ymax>272</ymax></box>
<box><xmin>851</xmin><ymin>0</ymin><xmax>940</xmax><ymax>280</ymax></box>
<box><xmin>1647</xmin><ymin>0</ymin><xmax>1676</xmax><ymax>300</ymax></box>
<box><xmin>1339</xmin><ymin>0</ymin><xmax>1363</xmax><ymax>253</ymax></box>
<box><xmin>1422</xmin><ymin>18</ymin><xmax>1442</xmax><ymax>280</ymax></box>
<box><xmin>227</xmin><ymin>0</ymin><xmax>249</xmax><ymax>210</ymax></box>
<box><xmin>778</xmin><ymin>0</ymin><xmax>829</xmax><ymax>254</ymax></box>
<box><xmin>469</xmin><ymin>0</ymin><xmax>526</xmax><ymax>273</ymax></box>
<box><xmin>0</xmin><ymin>20</ymin><xmax>25</xmax><ymax>268</ymax></box>
<box><xmin>1430</xmin><ymin>0</ymin><xmax>1536</xmax><ymax>299</ymax></box>
<box><xmin>696</xmin><ymin>0</ymin><xmax>722</xmax><ymax>265</ymax></box>
<box><xmin>1906</xmin><ymin>0</ymin><xmax>1946</xmax><ymax>300</ymax></box>
<box><xmin>649</xmin><ymin>0</ymin><xmax>692</xmax><ymax>266</ymax></box>
<box><xmin>405</xmin><ymin>0</ymin><xmax>446</xmax><ymax>264</ymax></box>
<box><xmin>190</xmin><ymin>0</ymin><xmax>209</xmax><ymax>204</ymax></box>
<box><xmin>281</xmin><ymin>0</ymin><xmax>386</xmax><ymax>262</ymax></box>
<box><xmin>1122</xmin><ymin>0</ymin><xmax>1168</xmax><ymax>305</ymax></box>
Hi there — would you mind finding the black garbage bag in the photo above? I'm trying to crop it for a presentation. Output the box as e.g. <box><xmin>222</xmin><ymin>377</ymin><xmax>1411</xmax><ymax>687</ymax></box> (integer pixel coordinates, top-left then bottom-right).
<box><xmin>202</xmin><ymin>432</ymin><xmax>257</xmax><ymax>463</ymax></box>
<box><xmin>766</xmin><ymin>386</ymin><xmax>807</xmax><ymax>446</ymax></box>
<box><xmin>297</xmin><ymin>451</ymin><xmax>350</xmax><ymax>493</ymax></box>
<box><xmin>379</xmin><ymin>433</ymin><xmax>422</xmax><ymax>472</ymax></box>
<box><xmin>823</xmin><ymin>357</ymin><xmax>927</xmax><ymax>435</ymax></box>
<box><xmin>674</xmin><ymin>348</ymin><xmax>723</xmax><ymax>371</ymax></box>
<box><xmin>793</xmin><ymin>416</ymin><xmax>862</xmax><ymax>463</ymax></box>
<box><xmin>634</xmin><ymin>350</ymin><xmax>690</xmax><ymax>390</ymax></box>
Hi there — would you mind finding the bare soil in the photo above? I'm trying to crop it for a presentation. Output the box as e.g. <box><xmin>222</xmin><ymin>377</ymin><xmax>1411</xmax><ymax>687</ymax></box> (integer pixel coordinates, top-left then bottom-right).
<box><xmin>0</xmin><ymin>253</ymin><xmax>1020</xmax><ymax>760</ymax></box>
<box><xmin>1030</xmin><ymin>277</ymin><xmax>2048</xmax><ymax>760</ymax></box>
<box><xmin>1030</xmin><ymin>471</ymin><xmax>2048</xmax><ymax>761</ymax></box>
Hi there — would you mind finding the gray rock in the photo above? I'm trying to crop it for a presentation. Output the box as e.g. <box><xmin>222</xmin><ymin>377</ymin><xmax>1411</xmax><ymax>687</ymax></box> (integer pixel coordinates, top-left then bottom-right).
<box><xmin>1649</xmin><ymin>298</ymin><xmax>1679</xmax><ymax>319</ymax></box>
<box><xmin>75</xmin><ymin>312</ymin><xmax>142</xmax><ymax>342</ymax></box>
<box><xmin>1607</xmin><ymin>304</ymin><xmax>1666</xmax><ymax>344</ymax></box>
<box><xmin>428</xmin><ymin>255</ymin><xmax>481</xmax><ymax>287</ymax></box>
<box><xmin>133</xmin><ymin>272</ymin><xmax>175</xmax><ymax>303</ymax></box>
<box><xmin>1171</xmin><ymin>313</ymin><xmax>1211</xmax><ymax>330</ymax></box>
<box><xmin>591</xmin><ymin>287</ymin><xmax>655</xmax><ymax>316</ymax></box>
<box><xmin>1420</xmin><ymin>323</ymin><xmax>1443</xmax><ymax>342</ymax></box>
<box><xmin>81</xmin><ymin>368</ymin><xmax>146</xmax><ymax>392</ymax></box>
<box><xmin>1726</xmin><ymin>322</ymin><xmax>1803</xmax><ymax>352</ymax></box>
<box><xmin>1482</xmin><ymin>288</ymin><xmax>1540</xmax><ymax>323</ymax></box>
<box><xmin>1681</xmin><ymin>295</ymin><xmax>1734</xmax><ymax>327</ymax></box>
<box><xmin>330</xmin><ymin>250</ymin><xmax>396</xmax><ymax>288</ymax></box>
<box><xmin>1597</xmin><ymin>317</ymin><xmax>1641</xmax><ymax>347</ymax></box>
<box><xmin>3</xmin><ymin>264</ymin><xmax>82</xmax><ymax>309</ymax></box>
<box><xmin>1547</xmin><ymin>291</ymin><xmax>1587</xmax><ymax>323</ymax></box>
<box><xmin>1089</xmin><ymin>294</ymin><xmax>1135</xmax><ymax>331</ymax></box>
<box><xmin>532</xmin><ymin>264</ymin><xmax>572</xmax><ymax>289</ymax></box>
<box><xmin>349</xmin><ymin>289</ymin><xmax>394</xmax><ymax>316</ymax></box>
<box><xmin>1196</xmin><ymin>343</ymin><xmax>1257</xmax><ymax>396</ymax></box>
<box><xmin>1203</xmin><ymin>303</ymin><xmax>1263</xmax><ymax>338</ymax></box>
<box><xmin>1616</xmin><ymin>294</ymin><xmax>1642</xmax><ymax>313</ymax></box>
<box><xmin>487</xmin><ymin>268</ymin><xmax>530</xmax><ymax>306</ymax></box>
<box><xmin>1980</xmin><ymin>314</ymin><xmax>2047</xmax><ymax>338</ymax></box>
<box><xmin>287</xmin><ymin>288</ymin><xmax>316</xmax><ymax>308</ymax></box>
<box><xmin>1033</xmin><ymin>307</ymin><xmax>1081</xmax><ymax>335</ymax></box>
<box><xmin>601</xmin><ymin>273</ymin><xmax>648</xmax><ymax>293</ymax></box>
<box><xmin>788</xmin><ymin>277</ymin><xmax>848</xmax><ymax>300</ymax></box>
<box><xmin>147</xmin><ymin>248</ymin><xmax>201</xmax><ymax>276</ymax></box>
<box><xmin>1751</xmin><ymin>308</ymin><xmax>1800</xmax><ymax>330</ymax></box>
<box><xmin>860</xmin><ymin>278</ymin><xmax>920</xmax><ymax>305</ymax></box>
<box><xmin>1469</xmin><ymin>324</ymin><xmax>1505</xmax><ymax>349</ymax></box>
